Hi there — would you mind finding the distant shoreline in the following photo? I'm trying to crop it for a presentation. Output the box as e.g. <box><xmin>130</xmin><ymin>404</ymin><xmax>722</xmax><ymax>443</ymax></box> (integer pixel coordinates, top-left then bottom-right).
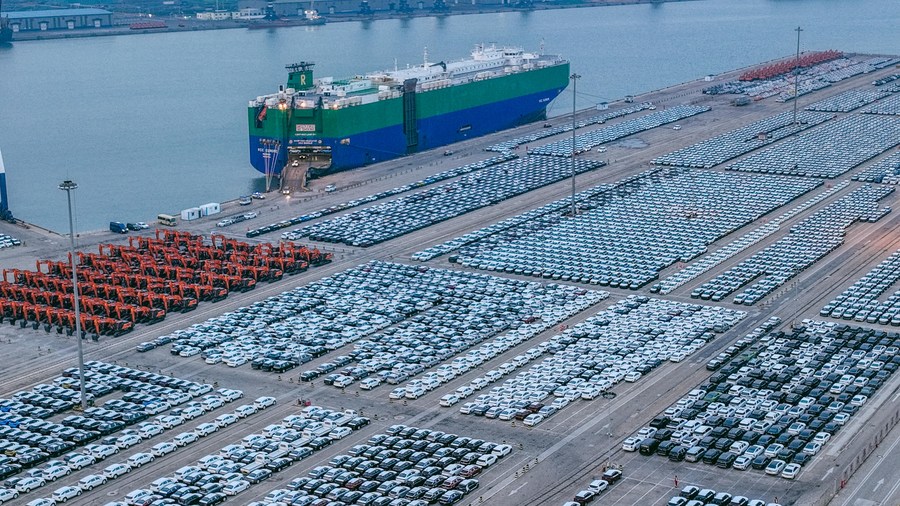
<box><xmin>6</xmin><ymin>0</ymin><xmax>693</xmax><ymax>42</ymax></box>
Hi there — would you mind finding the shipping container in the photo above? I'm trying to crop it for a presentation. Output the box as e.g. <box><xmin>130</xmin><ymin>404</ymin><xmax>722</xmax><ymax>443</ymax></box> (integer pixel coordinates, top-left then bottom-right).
<box><xmin>199</xmin><ymin>202</ymin><xmax>221</xmax><ymax>216</ymax></box>
<box><xmin>180</xmin><ymin>207</ymin><xmax>201</xmax><ymax>221</ymax></box>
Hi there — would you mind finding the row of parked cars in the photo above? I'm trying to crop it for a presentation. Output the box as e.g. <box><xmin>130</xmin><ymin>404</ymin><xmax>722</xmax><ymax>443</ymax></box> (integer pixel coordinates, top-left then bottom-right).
<box><xmin>451</xmin><ymin>167</ymin><xmax>820</xmax><ymax>289</ymax></box>
<box><xmin>652</xmin><ymin>110</ymin><xmax>832</xmax><ymax>169</ymax></box>
<box><xmin>727</xmin><ymin>113</ymin><xmax>900</xmax><ymax>179</ymax></box>
<box><xmin>411</xmin><ymin>170</ymin><xmax>651</xmax><ymax>263</ymax></box>
<box><xmin>283</xmin><ymin>156</ymin><xmax>604</xmax><ymax>247</ymax></box>
<box><xmin>530</xmin><ymin>105</ymin><xmax>709</xmax><ymax>157</ymax></box>
<box><xmin>666</xmin><ymin>484</ymin><xmax>782</xmax><ymax>506</ymax></box>
<box><xmin>860</xmin><ymin>92</ymin><xmax>900</xmax><ymax>115</ymax></box>
<box><xmin>240</xmin><ymin>423</ymin><xmax>510</xmax><ymax>506</ymax></box>
<box><xmin>163</xmin><ymin>261</ymin><xmax>602</xmax><ymax>399</ymax></box>
<box><xmin>246</xmin><ymin>153</ymin><xmax>516</xmax><ymax>239</ymax></box>
<box><xmin>453</xmin><ymin>297</ymin><xmax>744</xmax><ymax>425</ymax></box>
<box><xmin>804</xmin><ymin>88</ymin><xmax>891</xmax><ymax>113</ymax></box>
<box><xmin>0</xmin><ymin>361</ymin><xmax>228</xmax><ymax>488</ymax></box>
<box><xmin>853</xmin><ymin>151</ymin><xmax>900</xmax><ymax>185</ymax></box>
<box><xmin>101</xmin><ymin>405</ymin><xmax>374</xmax><ymax>506</ymax></box>
<box><xmin>486</xmin><ymin>102</ymin><xmax>651</xmax><ymax>152</ymax></box>
<box><xmin>564</xmin><ymin>468</ymin><xmax>623</xmax><ymax>505</ymax></box>
<box><xmin>627</xmin><ymin>320</ymin><xmax>900</xmax><ymax>479</ymax></box>
<box><xmin>820</xmin><ymin>248</ymin><xmax>900</xmax><ymax>324</ymax></box>
<box><xmin>695</xmin><ymin>185</ymin><xmax>894</xmax><ymax>305</ymax></box>
<box><xmin>0</xmin><ymin>233</ymin><xmax>20</xmax><ymax>250</ymax></box>
<box><xmin>0</xmin><ymin>364</ymin><xmax>253</xmax><ymax>504</ymax></box>
<box><xmin>655</xmin><ymin>179</ymin><xmax>849</xmax><ymax>296</ymax></box>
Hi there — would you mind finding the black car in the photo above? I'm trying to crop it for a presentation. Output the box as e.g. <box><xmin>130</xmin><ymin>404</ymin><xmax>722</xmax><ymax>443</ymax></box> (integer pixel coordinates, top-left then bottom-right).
<box><xmin>246</xmin><ymin>468</ymin><xmax>272</xmax><ymax>484</ymax></box>
<box><xmin>668</xmin><ymin>446</ymin><xmax>688</xmax><ymax>462</ymax></box>
<box><xmin>266</xmin><ymin>457</ymin><xmax>293</xmax><ymax>472</ymax></box>
<box><xmin>176</xmin><ymin>492</ymin><xmax>203</xmax><ymax>505</ymax></box>
<box><xmin>198</xmin><ymin>494</ymin><xmax>226</xmax><ymax>506</ymax></box>
<box><xmin>750</xmin><ymin>455</ymin><xmax>771</xmax><ymax>470</ymax></box>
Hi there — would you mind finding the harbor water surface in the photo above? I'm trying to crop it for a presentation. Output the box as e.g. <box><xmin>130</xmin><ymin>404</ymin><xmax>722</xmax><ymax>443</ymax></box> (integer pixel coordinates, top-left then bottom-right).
<box><xmin>0</xmin><ymin>0</ymin><xmax>898</xmax><ymax>232</ymax></box>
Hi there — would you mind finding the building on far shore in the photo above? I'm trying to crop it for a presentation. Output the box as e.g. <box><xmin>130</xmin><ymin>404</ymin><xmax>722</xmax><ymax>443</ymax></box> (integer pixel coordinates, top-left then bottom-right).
<box><xmin>238</xmin><ymin>0</ymin><xmax>509</xmax><ymax>16</ymax></box>
<box><xmin>5</xmin><ymin>8</ymin><xmax>112</xmax><ymax>32</ymax></box>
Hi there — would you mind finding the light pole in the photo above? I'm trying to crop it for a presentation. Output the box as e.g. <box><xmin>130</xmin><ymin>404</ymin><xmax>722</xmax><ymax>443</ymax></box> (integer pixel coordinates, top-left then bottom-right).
<box><xmin>59</xmin><ymin>180</ymin><xmax>87</xmax><ymax>411</ymax></box>
<box><xmin>570</xmin><ymin>72</ymin><xmax>581</xmax><ymax>217</ymax></box>
<box><xmin>793</xmin><ymin>26</ymin><xmax>803</xmax><ymax>124</ymax></box>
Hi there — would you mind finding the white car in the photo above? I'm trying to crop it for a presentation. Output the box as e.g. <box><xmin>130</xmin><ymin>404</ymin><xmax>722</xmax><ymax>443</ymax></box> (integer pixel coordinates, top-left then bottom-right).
<box><xmin>103</xmin><ymin>462</ymin><xmax>131</xmax><ymax>479</ymax></box>
<box><xmin>151</xmin><ymin>441</ymin><xmax>177</xmax><ymax>457</ymax></box>
<box><xmin>43</xmin><ymin>465</ymin><xmax>71</xmax><ymax>481</ymax></box>
<box><xmin>201</xmin><ymin>395</ymin><xmax>225</xmax><ymax>410</ymax></box>
<box><xmin>254</xmin><ymin>396</ymin><xmax>277</xmax><ymax>409</ymax></box>
<box><xmin>333</xmin><ymin>376</ymin><xmax>354</xmax><ymax>388</ymax></box>
<box><xmin>588</xmin><ymin>479</ymin><xmax>609</xmax><ymax>493</ymax></box>
<box><xmin>16</xmin><ymin>477</ymin><xmax>46</xmax><ymax>492</ymax></box>
<box><xmin>439</xmin><ymin>394</ymin><xmax>460</xmax><ymax>407</ymax></box>
<box><xmin>124</xmin><ymin>489</ymin><xmax>153</xmax><ymax>505</ymax></box>
<box><xmin>476</xmin><ymin>454</ymin><xmax>497</xmax><ymax>467</ymax></box>
<box><xmin>84</xmin><ymin>444</ymin><xmax>117</xmax><ymax>460</ymax></box>
<box><xmin>198</xmin><ymin>455</ymin><xmax>224</xmax><ymax>470</ymax></box>
<box><xmin>145</xmin><ymin>401</ymin><xmax>170</xmax><ymax>415</ymax></box>
<box><xmin>389</xmin><ymin>388</ymin><xmax>406</xmax><ymax>400</ymax></box>
<box><xmin>53</xmin><ymin>485</ymin><xmax>81</xmax><ymax>503</ymax></box>
<box><xmin>116</xmin><ymin>434</ymin><xmax>142</xmax><ymax>449</ymax></box>
<box><xmin>781</xmin><ymin>463</ymin><xmax>802</xmax><ymax>479</ymax></box>
<box><xmin>523</xmin><ymin>414</ymin><xmax>544</xmax><ymax>426</ymax></box>
<box><xmin>26</xmin><ymin>500</ymin><xmax>55</xmax><ymax>506</ymax></box>
<box><xmin>329</xmin><ymin>427</ymin><xmax>352</xmax><ymax>440</ymax></box>
<box><xmin>621</xmin><ymin>437</ymin><xmax>640</xmax><ymax>452</ymax></box>
<box><xmin>218</xmin><ymin>388</ymin><xmax>243</xmax><ymax>401</ymax></box>
<box><xmin>813</xmin><ymin>432</ymin><xmax>832</xmax><ymax>445</ymax></box>
<box><xmin>359</xmin><ymin>378</ymin><xmax>381</xmax><ymax>390</ymax></box>
<box><xmin>181</xmin><ymin>406</ymin><xmax>204</xmax><ymax>420</ymax></box>
<box><xmin>225</xmin><ymin>357</ymin><xmax>247</xmax><ymax>367</ymax></box>
<box><xmin>491</xmin><ymin>444</ymin><xmax>512</xmax><ymax>457</ymax></box>
<box><xmin>67</xmin><ymin>454</ymin><xmax>95</xmax><ymax>470</ymax></box>
<box><xmin>223</xmin><ymin>479</ymin><xmax>250</xmax><ymax>496</ymax></box>
<box><xmin>138</xmin><ymin>423</ymin><xmax>164</xmax><ymax>439</ymax></box>
<box><xmin>0</xmin><ymin>489</ymin><xmax>19</xmax><ymax>504</ymax></box>
<box><xmin>126</xmin><ymin>452</ymin><xmax>155</xmax><ymax>467</ymax></box>
<box><xmin>77</xmin><ymin>474</ymin><xmax>107</xmax><ymax>491</ymax></box>
<box><xmin>151</xmin><ymin>477</ymin><xmax>178</xmax><ymax>493</ymax></box>
<box><xmin>732</xmin><ymin>455</ymin><xmax>753</xmax><ymax>470</ymax></box>
<box><xmin>157</xmin><ymin>415</ymin><xmax>185</xmax><ymax>429</ymax></box>
<box><xmin>173</xmin><ymin>432</ymin><xmax>199</xmax><ymax>447</ymax></box>
<box><xmin>264</xmin><ymin>489</ymin><xmax>290</xmax><ymax>503</ymax></box>
<box><xmin>52</xmin><ymin>485</ymin><xmax>82</xmax><ymax>502</ymax></box>
<box><xmin>234</xmin><ymin>404</ymin><xmax>257</xmax><ymax>418</ymax></box>
<box><xmin>802</xmin><ymin>441</ymin><xmax>822</xmax><ymax>456</ymax></box>
<box><xmin>215</xmin><ymin>413</ymin><xmax>238</xmax><ymax>427</ymax></box>
<box><xmin>195</xmin><ymin>422</ymin><xmax>219</xmax><ymax>437</ymax></box>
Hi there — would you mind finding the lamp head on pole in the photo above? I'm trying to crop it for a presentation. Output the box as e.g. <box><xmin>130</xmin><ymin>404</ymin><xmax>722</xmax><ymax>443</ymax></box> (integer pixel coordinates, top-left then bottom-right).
<box><xmin>59</xmin><ymin>180</ymin><xmax>78</xmax><ymax>192</ymax></box>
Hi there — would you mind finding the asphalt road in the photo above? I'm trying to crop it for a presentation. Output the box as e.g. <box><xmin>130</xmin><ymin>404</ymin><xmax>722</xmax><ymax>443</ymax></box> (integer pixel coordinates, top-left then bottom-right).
<box><xmin>1</xmin><ymin>58</ymin><xmax>900</xmax><ymax>506</ymax></box>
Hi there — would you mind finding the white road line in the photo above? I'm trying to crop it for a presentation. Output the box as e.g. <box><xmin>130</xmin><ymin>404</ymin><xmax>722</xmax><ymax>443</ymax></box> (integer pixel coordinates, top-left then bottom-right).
<box><xmin>840</xmin><ymin>428</ymin><xmax>900</xmax><ymax>506</ymax></box>
<box><xmin>508</xmin><ymin>481</ymin><xmax>528</xmax><ymax>496</ymax></box>
<box><xmin>593</xmin><ymin>423</ymin><xmax>611</xmax><ymax>436</ymax></box>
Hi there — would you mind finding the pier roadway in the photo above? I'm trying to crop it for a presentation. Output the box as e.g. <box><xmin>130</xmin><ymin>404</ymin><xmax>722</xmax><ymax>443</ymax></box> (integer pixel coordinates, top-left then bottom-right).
<box><xmin>1</xmin><ymin>60</ymin><xmax>900</xmax><ymax>506</ymax></box>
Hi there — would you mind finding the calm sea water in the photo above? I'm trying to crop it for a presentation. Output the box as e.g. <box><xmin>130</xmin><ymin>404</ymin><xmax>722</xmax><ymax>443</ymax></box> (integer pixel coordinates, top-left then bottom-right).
<box><xmin>1</xmin><ymin>0</ymin><xmax>897</xmax><ymax>233</ymax></box>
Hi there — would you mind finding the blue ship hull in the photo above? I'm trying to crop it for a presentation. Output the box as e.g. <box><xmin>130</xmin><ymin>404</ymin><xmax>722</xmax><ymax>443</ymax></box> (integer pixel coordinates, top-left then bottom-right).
<box><xmin>248</xmin><ymin>87</ymin><xmax>563</xmax><ymax>175</ymax></box>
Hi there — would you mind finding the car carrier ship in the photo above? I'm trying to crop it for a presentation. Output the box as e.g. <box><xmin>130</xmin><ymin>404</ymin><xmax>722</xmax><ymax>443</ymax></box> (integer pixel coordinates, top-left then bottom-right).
<box><xmin>247</xmin><ymin>44</ymin><xmax>570</xmax><ymax>184</ymax></box>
